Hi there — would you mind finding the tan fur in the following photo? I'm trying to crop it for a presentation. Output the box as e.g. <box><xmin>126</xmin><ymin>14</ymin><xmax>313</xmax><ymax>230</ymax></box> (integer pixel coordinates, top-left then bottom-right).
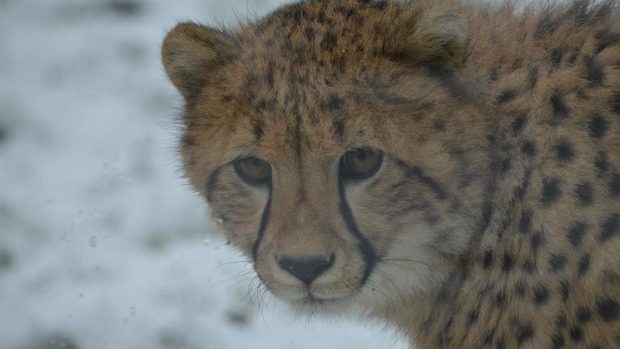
<box><xmin>162</xmin><ymin>0</ymin><xmax>620</xmax><ymax>348</ymax></box>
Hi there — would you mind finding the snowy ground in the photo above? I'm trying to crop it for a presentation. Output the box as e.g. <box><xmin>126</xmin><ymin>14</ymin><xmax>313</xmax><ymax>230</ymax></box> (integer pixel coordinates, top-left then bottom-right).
<box><xmin>0</xmin><ymin>0</ymin><xmax>408</xmax><ymax>348</ymax></box>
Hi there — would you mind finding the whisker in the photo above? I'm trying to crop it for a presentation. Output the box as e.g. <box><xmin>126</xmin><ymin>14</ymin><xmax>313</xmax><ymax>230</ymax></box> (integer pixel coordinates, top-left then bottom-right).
<box><xmin>380</xmin><ymin>258</ymin><xmax>434</xmax><ymax>271</ymax></box>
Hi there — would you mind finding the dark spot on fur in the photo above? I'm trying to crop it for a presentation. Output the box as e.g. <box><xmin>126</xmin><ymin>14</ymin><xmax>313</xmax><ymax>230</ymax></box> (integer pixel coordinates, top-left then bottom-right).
<box><xmin>433</xmin><ymin>120</ymin><xmax>446</xmax><ymax>131</ymax></box>
<box><xmin>320</xmin><ymin>32</ymin><xmax>338</xmax><ymax>51</ymax></box>
<box><xmin>326</xmin><ymin>94</ymin><xmax>343</xmax><ymax>111</ymax></box>
<box><xmin>266</xmin><ymin>62</ymin><xmax>275</xmax><ymax>89</ymax></box>
<box><xmin>611</xmin><ymin>92</ymin><xmax>620</xmax><ymax>114</ymax></box>
<box><xmin>497</xmin><ymin>89</ymin><xmax>517</xmax><ymax>104</ymax></box>
<box><xmin>531</xmin><ymin>232</ymin><xmax>543</xmax><ymax>251</ymax></box>
<box><xmin>483</xmin><ymin>250</ymin><xmax>494</xmax><ymax>269</ymax></box>
<box><xmin>317</xmin><ymin>8</ymin><xmax>326</xmax><ymax>24</ymax></box>
<box><xmin>594</xmin><ymin>152</ymin><xmax>609</xmax><ymax>175</ymax></box>
<box><xmin>575</xmin><ymin>182</ymin><xmax>594</xmax><ymax>206</ymax></box>
<box><xmin>533</xmin><ymin>285</ymin><xmax>550</xmax><ymax>305</ymax></box>
<box><xmin>568</xmin><ymin>50</ymin><xmax>579</xmax><ymax>64</ymax></box>
<box><xmin>600</xmin><ymin>213</ymin><xmax>619</xmax><ymax>241</ymax></box>
<box><xmin>556</xmin><ymin>314</ymin><xmax>567</xmax><ymax>328</ymax></box>
<box><xmin>578</xmin><ymin>254</ymin><xmax>590</xmax><ymax>276</ymax></box>
<box><xmin>370</xmin><ymin>0</ymin><xmax>388</xmax><ymax>10</ymax></box>
<box><xmin>490</xmin><ymin>67</ymin><xmax>500</xmax><ymax>82</ymax></box>
<box><xmin>535</xmin><ymin>13</ymin><xmax>556</xmax><ymax>40</ymax></box>
<box><xmin>481</xmin><ymin>201</ymin><xmax>493</xmax><ymax>232</ymax></box>
<box><xmin>610</xmin><ymin>173</ymin><xmax>619</xmax><ymax>198</ymax></box>
<box><xmin>254</xmin><ymin>121</ymin><xmax>265</xmax><ymax>141</ymax></box>
<box><xmin>595</xmin><ymin>30</ymin><xmax>620</xmax><ymax>54</ymax></box>
<box><xmin>499</xmin><ymin>157</ymin><xmax>511</xmax><ymax>173</ymax></box>
<box><xmin>467</xmin><ymin>309</ymin><xmax>479</xmax><ymax>325</ymax></box>
<box><xmin>560</xmin><ymin>280</ymin><xmax>570</xmax><ymax>302</ymax></box>
<box><xmin>570</xmin><ymin>327</ymin><xmax>583</xmax><ymax>342</ymax></box>
<box><xmin>484</xmin><ymin>329</ymin><xmax>495</xmax><ymax>344</ymax></box>
<box><xmin>522</xmin><ymin>141</ymin><xmax>536</xmax><ymax>157</ymax></box>
<box><xmin>527</xmin><ymin>67</ymin><xmax>539</xmax><ymax>88</ymax></box>
<box><xmin>588</xmin><ymin>114</ymin><xmax>609</xmax><ymax>138</ymax></box>
<box><xmin>524</xmin><ymin>259</ymin><xmax>536</xmax><ymax>274</ymax></box>
<box><xmin>542</xmin><ymin>177</ymin><xmax>562</xmax><ymax>204</ymax></box>
<box><xmin>516</xmin><ymin>281</ymin><xmax>526</xmax><ymax>298</ymax></box>
<box><xmin>577</xmin><ymin>307</ymin><xmax>592</xmax><ymax>323</ymax></box>
<box><xmin>304</xmin><ymin>26</ymin><xmax>315</xmax><ymax>41</ymax></box>
<box><xmin>597</xmin><ymin>299</ymin><xmax>619</xmax><ymax>322</ymax></box>
<box><xmin>496</xmin><ymin>290</ymin><xmax>506</xmax><ymax>307</ymax></box>
<box><xmin>551</xmin><ymin>47</ymin><xmax>564</xmax><ymax>68</ymax></box>
<box><xmin>512</xmin><ymin>116</ymin><xmax>526</xmax><ymax>134</ymax></box>
<box><xmin>519</xmin><ymin>209</ymin><xmax>532</xmax><ymax>234</ymax></box>
<box><xmin>555</xmin><ymin>141</ymin><xmax>574</xmax><ymax>162</ymax></box>
<box><xmin>585</xmin><ymin>56</ymin><xmax>604</xmax><ymax>84</ymax></box>
<box><xmin>549</xmin><ymin>254</ymin><xmax>567</xmax><ymax>272</ymax></box>
<box><xmin>502</xmin><ymin>253</ymin><xmax>514</xmax><ymax>272</ymax></box>
<box><xmin>333</xmin><ymin>120</ymin><xmax>345</xmax><ymax>138</ymax></box>
<box><xmin>516</xmin><ymin>323</ymin><xmax>534</xmax><ymax>344</ymax></box>
<box><xmin>567</xmin><ymin>221</ymin><xmax>588</xmax><ymax>247</ymax></box>
<box><xmin>552</xmin><ymin>332</ymin><xmax>565</xmax><ymax>348</ymax></box>
<box><xmin>551</xmin><ymin>93</ymin><xmax>569</xmax><ymax>119</ymax></box>
<box><xmin>496</xmin><ymin>337</ymin><xmax>505</xmax><ymax>349</ymax></box>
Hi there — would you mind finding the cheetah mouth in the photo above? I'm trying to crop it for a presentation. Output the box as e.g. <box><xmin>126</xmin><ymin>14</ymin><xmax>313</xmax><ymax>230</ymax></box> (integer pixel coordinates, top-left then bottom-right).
<box><xmin>298</xmin><ymin>295</ymin><xmax>342</xmax><ymax>305</ymax></box>
<box><xmin>287</xmin><ymin>288</ymin><xmax>359</xmax><ymax>308</ymax></box>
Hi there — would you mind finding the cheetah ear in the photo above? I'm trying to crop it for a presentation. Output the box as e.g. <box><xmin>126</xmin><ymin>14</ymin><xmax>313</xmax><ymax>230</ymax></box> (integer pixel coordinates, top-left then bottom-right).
<box><xmin>162</xmin><ymin>22</ymin><xmax>232</xmax><ymax>99</ymax></box>
<box><xmin>389</xmin><ymin>4</ymin><xmax>466</xmax><ymax>68</ymax></box>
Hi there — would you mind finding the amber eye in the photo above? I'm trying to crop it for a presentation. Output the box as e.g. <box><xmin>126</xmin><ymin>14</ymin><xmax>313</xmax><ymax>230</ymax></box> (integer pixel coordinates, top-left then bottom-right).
<box><xmin>340</xmin><ymin>148</ymin><xmax>383</xmax><ymax>180</ymax></box>
<box><xmin>233</xmin><ymin>156</ymin><xmax>272</xmax><ymax>185</ymax></box>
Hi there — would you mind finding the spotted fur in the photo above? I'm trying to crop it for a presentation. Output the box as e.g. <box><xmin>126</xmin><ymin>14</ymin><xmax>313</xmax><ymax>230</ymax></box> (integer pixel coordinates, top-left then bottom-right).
<box><xmin>162</xmin><ymin>0</ymin><xmax>620</xmax><ymax>348</ymax></box>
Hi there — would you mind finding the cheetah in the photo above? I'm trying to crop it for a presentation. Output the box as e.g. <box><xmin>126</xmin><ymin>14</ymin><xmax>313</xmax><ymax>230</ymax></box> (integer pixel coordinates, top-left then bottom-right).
<box><xmin>161</xmin><ymin>0</ymin><xmax>620</xmax><ymax>347</ymax></box>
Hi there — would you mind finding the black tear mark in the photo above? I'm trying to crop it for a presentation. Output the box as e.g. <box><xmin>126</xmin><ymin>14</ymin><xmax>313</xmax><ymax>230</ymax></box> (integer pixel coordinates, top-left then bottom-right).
<box><xmin>337</xmin><ymin>177</ymin><xmax>377</xmax><ymax>284</ymax></box>
<box><xmin>251</xmin><ymin>192</ymin><xmax>272</xmax><ymax>261</ymax></box>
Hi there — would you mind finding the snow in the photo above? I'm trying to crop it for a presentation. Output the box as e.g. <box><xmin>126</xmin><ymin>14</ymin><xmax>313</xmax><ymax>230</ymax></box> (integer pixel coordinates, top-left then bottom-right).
<box><xmin>0</xmin><ymin>0</ymin><xmax>408</xmax><ymax>348</ymax></box>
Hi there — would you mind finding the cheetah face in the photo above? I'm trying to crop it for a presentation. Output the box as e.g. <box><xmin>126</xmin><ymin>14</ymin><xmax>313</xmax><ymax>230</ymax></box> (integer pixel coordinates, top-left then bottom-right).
<box><xmin>162</xmin><ymin>0</ymin><xmax>484</xmax><ymax>312</ymax></box>
<box><xmin>195</xmin><ymin>128</ymin><xmax>472</xmax><ymax>311</ymax></box>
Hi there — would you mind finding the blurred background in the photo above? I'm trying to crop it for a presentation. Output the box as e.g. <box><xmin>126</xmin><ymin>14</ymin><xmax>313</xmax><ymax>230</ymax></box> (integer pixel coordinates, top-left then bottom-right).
<box><xmin>0</xmin><ymin>0</ymin><xmax>408</xmax><ymax>348</ymax></box>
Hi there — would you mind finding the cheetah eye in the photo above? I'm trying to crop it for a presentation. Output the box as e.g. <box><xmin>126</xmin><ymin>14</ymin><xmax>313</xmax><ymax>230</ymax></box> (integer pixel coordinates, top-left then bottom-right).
<box><xmin>233</xmin><ymin>156</ymin><xmax>272</xmax><ymax>185</ymax></box>
<box><xmin>340</xmin><ymin>148</ymin><xmax>383</xmax><ymax>180</ymax></box>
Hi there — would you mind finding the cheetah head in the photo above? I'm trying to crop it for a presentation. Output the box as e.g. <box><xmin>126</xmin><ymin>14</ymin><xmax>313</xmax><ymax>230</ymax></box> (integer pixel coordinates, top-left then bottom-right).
<box><xmin>162</xmin><ymin>0</ymin><xmax>488</xmax><ymax>313</ymax></box>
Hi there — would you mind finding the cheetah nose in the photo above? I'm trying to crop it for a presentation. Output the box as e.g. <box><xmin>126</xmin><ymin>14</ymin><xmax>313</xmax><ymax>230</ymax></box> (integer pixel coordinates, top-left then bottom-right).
<box><xmin>277</xmin><ymin>254</ymin><xmax>335</xmax><ymax>285</ymax></box>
